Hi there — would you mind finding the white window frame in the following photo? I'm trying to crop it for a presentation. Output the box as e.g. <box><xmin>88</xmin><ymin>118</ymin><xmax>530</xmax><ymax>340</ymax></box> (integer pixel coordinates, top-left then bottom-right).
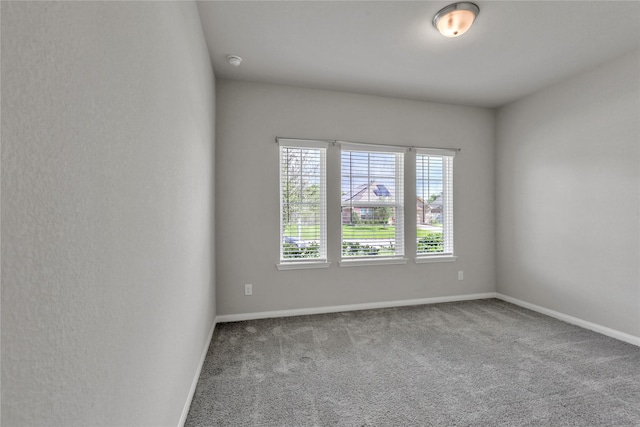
<box><xmin>415</xmin><ymin>148</ymin><xmax>456</xmax><ymax>263</ymax></box>
<box><xmin>277</xmin><ymin>139</ymin><xmax>330</xmax><ymax>270</ymax></box>
<box><xmin>339</xmin><ymin>142</ymin><xmax>407</xmax><ymax>266</ymax></box>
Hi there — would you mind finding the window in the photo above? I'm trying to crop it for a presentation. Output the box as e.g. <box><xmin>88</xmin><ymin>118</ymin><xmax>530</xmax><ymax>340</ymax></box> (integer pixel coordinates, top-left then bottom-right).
<box><xmin>341</xmin><ymin>144</ymin><xmax>404</xmax><ymax>259</ymax></box>
<box><xmin>416</xmin><ymin>149</ymin><xmax>455</xmax><ymax>258</ymax></box>
<box><xmin>279</xmin><ymin>139</ymin><xmax>327</xmax><ymax>266</ymax></box>
<box><xmin>278</xmin><ymin>139</ymin><xmax>455</xmax><ymax>267</ymax></box>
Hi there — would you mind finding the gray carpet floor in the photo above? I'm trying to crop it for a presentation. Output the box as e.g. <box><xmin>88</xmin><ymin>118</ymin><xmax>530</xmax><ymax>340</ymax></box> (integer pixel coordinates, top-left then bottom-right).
<box><xmin>185</xmin><ymin>299</ymin><xmax>640</xmax><ymax>426</ymax></box>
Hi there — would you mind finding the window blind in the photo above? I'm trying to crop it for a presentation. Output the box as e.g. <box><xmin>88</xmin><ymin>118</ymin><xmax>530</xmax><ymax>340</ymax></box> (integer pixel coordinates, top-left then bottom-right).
<box><xmin>340</xmin><ymin>147</ymin><xmax>404</xmax><ymax>258</ymax></box>
<box><xmin>416</xmin><ymin>148</ymin><xmax>455</xmax><ymax>256</ymax></box>
<box><xmin>279</xmin><ymin>139</ymin><xmax>327</xmax><ymax>262</ymax></box>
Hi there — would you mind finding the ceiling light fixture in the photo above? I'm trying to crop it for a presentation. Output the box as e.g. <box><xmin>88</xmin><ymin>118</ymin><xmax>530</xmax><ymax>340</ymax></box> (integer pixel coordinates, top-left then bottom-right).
<box><xmin>433</xmin><ymin>2</ymin><xmax>479</xmax><ymax>38</ymax></box>
<box><xmin>226</xmin><ymin>55</ymin><xmax>243</xmax><ymax>67</ymax></box>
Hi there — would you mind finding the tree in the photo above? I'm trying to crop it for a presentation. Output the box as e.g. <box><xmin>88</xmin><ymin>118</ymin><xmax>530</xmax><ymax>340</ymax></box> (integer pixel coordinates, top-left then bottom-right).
<box><xmin>370</xmin><ymin>195</ymin><xmax>393</xmax><ymax>225</ymax></box>
<box><xmin>350</xmin><ymin>210</ymin><xmax>361</xmax><ymax>225</ymax></box>
<box><xmin>304</xmin><ymin>184</ymin><xmax>319</xmax><ymax>202</ymax></box>
<box><xmin>373</xmin><ymin>206</ymin><xmax>393</xmax><ymax>225</ymax></box>
<box><xmin>281</xmin><ymin>148</ymin><xmax>320</xmax><ymax>237</ymax></box>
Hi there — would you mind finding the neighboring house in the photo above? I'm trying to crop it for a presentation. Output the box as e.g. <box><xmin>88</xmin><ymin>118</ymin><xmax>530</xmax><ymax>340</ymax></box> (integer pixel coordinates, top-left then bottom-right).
<box><xmin>342</xmin><ymin>181</ymin><xmax>395</xmax><ymax>224</ymax></box>
<box><xmin>417</xmin><ymin>195</ymin><xmax>444</xmax><ymax>225</ymax></box>
<box><xmin>416</xmin><ymin>196</ymin><xmax>431</xmax><ymax>224</ymax></box>
<box><xmin>428</xmin><ymin>195</ymin><xmax>443</xmax><ymax>224</ymax></box>
<box><xmin>342</xmin><ymin>183</ymin><xmax>445</xmax><ymax>225</ymax></box>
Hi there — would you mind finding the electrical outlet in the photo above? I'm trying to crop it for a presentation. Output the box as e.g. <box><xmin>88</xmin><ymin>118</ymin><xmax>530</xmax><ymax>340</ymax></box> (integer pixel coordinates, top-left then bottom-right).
<box><xmin>244</xmin><ymin>284</ymin><xmax>253</xmax><ymax>296</ymax></box>
<box><xmin>458</xmin><ymin>271</ymin><xmax>464</xmax><ymax>281</ymax></box>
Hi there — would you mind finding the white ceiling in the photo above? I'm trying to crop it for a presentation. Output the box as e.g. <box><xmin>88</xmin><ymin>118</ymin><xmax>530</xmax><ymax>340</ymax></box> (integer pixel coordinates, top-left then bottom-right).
<box><xmin>197</xmin><ymin>1</ymin><xmax>640</xmax><ymax>108</ymax></box>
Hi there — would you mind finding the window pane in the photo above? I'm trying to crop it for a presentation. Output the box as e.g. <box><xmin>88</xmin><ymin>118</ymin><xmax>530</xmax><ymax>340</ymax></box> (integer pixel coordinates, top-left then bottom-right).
<box><xmin>342</xmin><ymin>151</ymin><xmax>399</xmax><ymax>204</ymax></box>
<box><xmin>416</xmin><ymin>153</ymin><xmax>453</xmax><ymax>256</ymax></box>
<box><xmin>341</xmin><ymin>206</ymin><xmax>401</xmax><ymax>257</ymax></box>
<box><xmin>280</xmin><ymin>146</ymin><xmax>326</xmax><ymax>261</ymax></box>
<box><xmin>341</xmin><ymin>150</ymin><xmax>404</xmax><ymax>258</ymax></box>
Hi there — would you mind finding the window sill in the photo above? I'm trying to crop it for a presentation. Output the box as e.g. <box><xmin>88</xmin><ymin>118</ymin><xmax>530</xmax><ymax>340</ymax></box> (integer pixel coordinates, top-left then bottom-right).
<box><xmin>415</xmin><ymin>255</ymin><xmax>458</xmax><ymax>264</ymax></box>
<box><xmin>276</xmin><ymin>261</ymin><xmax>331</xmax><ymax>271</ymax></box>
<box><xmin>339</xmin><ymin>257</ymin><xmax>409</xmax><ymax>268</ymax></box>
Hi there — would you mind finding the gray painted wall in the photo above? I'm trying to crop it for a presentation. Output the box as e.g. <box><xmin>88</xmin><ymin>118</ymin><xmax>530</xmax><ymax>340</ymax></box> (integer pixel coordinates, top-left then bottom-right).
<box><xmin>496</xmin><ymin>49</ymin><xmax>640</xmax><ymax>337</ymax></box>
<box><xmin>1</xmin><ymin>2</ymin><xmax>216</xmax><ymax>426</ymax></box>
<box><xmin>216</xmin><ymin>80</ymin><xmax>495</xmax><ymax>316</ymax></box>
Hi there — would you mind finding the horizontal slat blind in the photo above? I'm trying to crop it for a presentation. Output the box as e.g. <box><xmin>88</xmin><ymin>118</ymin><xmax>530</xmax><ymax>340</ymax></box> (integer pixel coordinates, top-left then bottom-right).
<box><xmin>416</xmin><ymin>149</ymin><xmax>454</xmax><ymax>256</ymax></box>
<box><xmin>279</xmin><ymin>141</ymin><xmax>327</xmax><ymax>262</ymax></box>
<box><xmin>341</xmin><ymin>148</ymin><xmax>404</xmax><ymax>258</ymax></box>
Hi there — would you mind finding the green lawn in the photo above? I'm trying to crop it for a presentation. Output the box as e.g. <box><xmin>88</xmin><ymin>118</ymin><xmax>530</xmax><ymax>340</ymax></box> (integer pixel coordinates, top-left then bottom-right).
<box><xmin>343</xmin><ymin>225</ymin><xmax>395</xmax><ymax>239</ymax></box>
<box><xmin>417</xmin><ymin>228</ymin><xmax>441</xmax><ymax>238</ymax></box>
<box><xmin>284</xmin><ymin>224</ymin><xmax>442</xmax><ymax>239</ymax></box>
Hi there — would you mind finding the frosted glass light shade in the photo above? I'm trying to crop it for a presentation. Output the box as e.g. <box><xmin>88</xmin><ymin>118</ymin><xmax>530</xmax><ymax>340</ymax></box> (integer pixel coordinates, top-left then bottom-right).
<box><xmin>433</xmin><ymin>3</ymin><xmax>479</xmax><ymax>38</ymax></box>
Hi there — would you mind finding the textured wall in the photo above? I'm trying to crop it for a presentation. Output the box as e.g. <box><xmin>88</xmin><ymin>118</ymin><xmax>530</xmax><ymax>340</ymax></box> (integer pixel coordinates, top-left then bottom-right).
<box><xmin>496</xmin><ymin>49</ymin><xmax>640</xmax><ymax>337</ymax></box>
<box><xmin>215</xmin><ymin>80</ymin><xmax>495</xmax><ymax>316</ymax></box>
<box><xmin>1</xmin><ymin>2</ymin><xmax>216</xmax><ymax>426</ymax></box>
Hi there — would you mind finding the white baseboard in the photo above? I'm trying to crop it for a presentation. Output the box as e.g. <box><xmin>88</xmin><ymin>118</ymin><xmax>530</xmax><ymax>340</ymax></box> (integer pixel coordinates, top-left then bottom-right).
<box><xmin>216</xmin><ymin>292</ymin><xmax>640</xmax><ymax>347</ymax></box>
<box><xmin>216</xmin><ymin>292</ymin><xmax>497</xmax><ymax>323</ymax></box>
<box><xmin>495</xmin><ymin>293</ymin><xmax>640</xmax><ymax>347</ymax></box>
<box><xmin>178</xmin><ymin>319</ymin><xmax>217</xmax><ymax>427</ymax></box>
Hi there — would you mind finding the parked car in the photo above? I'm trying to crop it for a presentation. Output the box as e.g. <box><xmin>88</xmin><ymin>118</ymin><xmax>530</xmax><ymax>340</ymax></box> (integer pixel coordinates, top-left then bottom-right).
<box><xmin>284</xmin><ymin>236</ymin><xmax>306</xmax><ymax>248</ymax></box>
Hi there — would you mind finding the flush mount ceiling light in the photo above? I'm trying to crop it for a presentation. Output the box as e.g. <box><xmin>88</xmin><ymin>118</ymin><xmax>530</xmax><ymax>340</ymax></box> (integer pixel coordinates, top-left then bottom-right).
<box><xmin>433</xmin><ymin>2</ymin><xmax>479</xmax><ymax>38</ymax></box>
<box><xmin>226</xmin><ymin>55</ymin><xmax>243</xmax><ymax>67</ymax></box>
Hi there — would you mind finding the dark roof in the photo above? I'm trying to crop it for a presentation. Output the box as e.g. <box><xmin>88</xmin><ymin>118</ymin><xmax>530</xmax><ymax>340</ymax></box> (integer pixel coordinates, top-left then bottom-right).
<box><xmin>342</xmin><ymin>181</ymin><xmax>395</xmax><ymax>203</ymax></box>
